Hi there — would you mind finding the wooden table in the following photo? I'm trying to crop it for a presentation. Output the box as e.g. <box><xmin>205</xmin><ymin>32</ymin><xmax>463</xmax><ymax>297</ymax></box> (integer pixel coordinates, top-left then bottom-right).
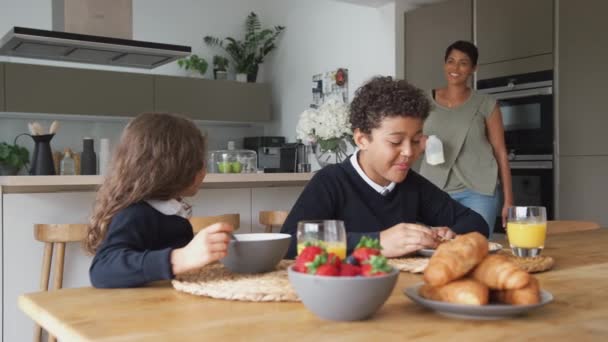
<box><xmin>19</xmin><ymin>230</ymin><xmax>608</xmax><ymax>341</ymax></box>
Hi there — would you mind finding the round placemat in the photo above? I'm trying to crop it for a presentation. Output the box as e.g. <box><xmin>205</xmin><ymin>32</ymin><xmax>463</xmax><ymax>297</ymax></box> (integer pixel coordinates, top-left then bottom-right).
<box><xmin>388</xmin><ymin>257</ymin><xmax>429</xmax><ymax>273</ymax></box>
<box><xmin>498</xmin><ymin>250</ymin><xmax>555</xmax><ymax>273</ymax></box>
<box><xmin>172</xmin><ymin>260</ymin><xmax>299</xmax><ymax>302</ymax></box>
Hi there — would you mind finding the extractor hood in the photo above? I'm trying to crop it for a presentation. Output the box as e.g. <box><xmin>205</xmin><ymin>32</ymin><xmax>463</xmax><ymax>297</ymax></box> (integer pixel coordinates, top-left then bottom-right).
<box><xmin>0</xmin><ymin>26</ymin><xmax>191</xmax><ymax>69</ymax></box>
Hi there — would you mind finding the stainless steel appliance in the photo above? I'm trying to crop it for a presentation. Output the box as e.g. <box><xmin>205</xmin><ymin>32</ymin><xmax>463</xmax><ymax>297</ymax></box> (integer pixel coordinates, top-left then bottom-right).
<box><xmin>243</xmin><ymin>136</ymin><xmax>285</xmax><ymax>173</ymax></box>
<box><xmin>478</xmin><ymin>70</ymin><xmax>555</xmax><ymax>232</ymax></box>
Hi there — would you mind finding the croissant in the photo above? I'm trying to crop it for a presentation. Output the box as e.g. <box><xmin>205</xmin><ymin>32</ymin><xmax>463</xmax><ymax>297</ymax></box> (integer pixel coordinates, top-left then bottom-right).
<box><xmin>420</xmin><ymin>278</ymin><xmax>489</xmax><ymax>305</ymax></box>
<box><xmin>492</xmin><ymin>276</ymin><xmax>540</xmax><ymax>305</ymax></box>
<box><xmin>472</xmin><ymin>254</ymin><xmax>530</xmax><ymax>290</ymax></box>
<box><xmin>423</xmin><ymin>232</ymin><xmax>489</xmax><ymax>286</ymax></box>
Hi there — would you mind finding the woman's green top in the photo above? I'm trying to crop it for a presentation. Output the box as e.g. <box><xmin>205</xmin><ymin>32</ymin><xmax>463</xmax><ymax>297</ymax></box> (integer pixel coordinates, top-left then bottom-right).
<box><xmin>420</xmin><ymin>90</ymin><xmax>498</xmax><ymax>196</ymax></box>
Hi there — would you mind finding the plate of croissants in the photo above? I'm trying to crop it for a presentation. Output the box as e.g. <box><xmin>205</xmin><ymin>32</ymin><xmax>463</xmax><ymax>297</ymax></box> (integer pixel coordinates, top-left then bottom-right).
<box><xmin>404</xmin><ymin>232</ymin><xmax>553</xmax><ymax>319</ymax></box>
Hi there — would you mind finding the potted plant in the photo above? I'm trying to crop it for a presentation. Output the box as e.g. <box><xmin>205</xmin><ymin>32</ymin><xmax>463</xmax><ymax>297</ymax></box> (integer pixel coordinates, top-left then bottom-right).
<box><xmin>213</xmin><ymin>55</ymin><xmax>230</xmax><ymax>80</ymax></box>
<box><xmin>204</xmin><ymin>12</ymin><xmax>285</xmax><ymax>82</ymax></box>
<box><xmin>0</xmin><ymin>142</ymin><xmax>29</xmax><ymax>175</ymax></box>
<box><xmin>177</xmin><ymin>54</ymin><xmax>209</xmax><ymax>77</ymax></box>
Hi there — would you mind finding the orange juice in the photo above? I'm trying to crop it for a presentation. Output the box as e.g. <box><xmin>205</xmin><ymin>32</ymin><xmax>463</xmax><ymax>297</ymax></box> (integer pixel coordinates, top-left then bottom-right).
<box><xmin>297</xmin><ymin>241</ymin><xmax>347</xmax><ymax>259</ymax></box>
<box><xmin>507</xmin><ymin>222</ymin><xmax>547</xmax><ymax>248</ymax></box>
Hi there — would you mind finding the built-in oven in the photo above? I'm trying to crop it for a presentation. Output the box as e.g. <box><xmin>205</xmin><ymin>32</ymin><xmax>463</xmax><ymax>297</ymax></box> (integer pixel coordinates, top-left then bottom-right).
<box><xmin>477</xmin><ymin>70</ymin><xmax>555</xmax><ymax>233</ymax></box>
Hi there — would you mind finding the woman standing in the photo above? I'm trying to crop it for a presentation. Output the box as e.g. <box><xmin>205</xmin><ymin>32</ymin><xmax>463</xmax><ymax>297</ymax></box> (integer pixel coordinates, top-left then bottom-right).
<box><xmin>420</xmin><ymin>40</ymin><xmax>513</xmax><ymax>237</ymax></box>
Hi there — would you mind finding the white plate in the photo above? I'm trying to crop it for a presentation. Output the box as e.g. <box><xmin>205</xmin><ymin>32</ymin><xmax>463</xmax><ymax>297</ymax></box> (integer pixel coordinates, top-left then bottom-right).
<box><xmin>403</xmin><ymin>283</ymin><xmax>553</xmax><ymax>320</ymax></box>
<box><xmin>418</xmin><ymin>242</ymin><xmax>503</xmax><ymax>257</ymax></box>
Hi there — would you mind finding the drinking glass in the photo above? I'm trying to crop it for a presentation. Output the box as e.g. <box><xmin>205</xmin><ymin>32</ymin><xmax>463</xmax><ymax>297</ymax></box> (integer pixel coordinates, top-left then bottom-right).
<box><xmin>506</xmin><ymin>206</ymin><xmax>547</xmax><ymax>257</ymax></box>
<box><xmin>296</xmin><ymin>220</ymin><xmax>347</xmax><ymax>259</ymax></box>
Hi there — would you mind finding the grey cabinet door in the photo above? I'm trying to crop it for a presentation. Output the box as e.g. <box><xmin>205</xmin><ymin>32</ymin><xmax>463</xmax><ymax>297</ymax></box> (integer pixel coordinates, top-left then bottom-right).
<box><xmin>558</xmin><ymin>0</ymin><xmax>608</xmax><ymax>156</ymax></box>
<box><xmin>559</xmin><ymin>156</ymin><xmax>608</xmax><ymax>226</ymax></box>
<box><xmin>404</xmin><ymin>0</ymin><xmax>472</xmax><ymax>92</ymax></box>
<box><xmin>154</xmin><ymin>76</ymin><xmax>272</xmax><ymax>122</ymax></box>
<box><xmin>4</xmin><ymin>63</ymin><xmax>154</xmax><ymax>116</ymax></box>
<box><xmin>0</xmin><ymin>63</ymin><xmax>5</xmax><ymax>111</ymax></box>
<box><xmin>476</xmin><ymin>0</ymin><xmax>553</xmax><ymax>65</ymax></box>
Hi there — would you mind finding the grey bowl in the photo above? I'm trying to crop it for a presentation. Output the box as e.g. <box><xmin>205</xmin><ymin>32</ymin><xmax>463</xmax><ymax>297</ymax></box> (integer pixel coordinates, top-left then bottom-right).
<box><xmin>288</xmin><ymin>266</ymin><xmax>399</xmax><ymax>321</ymax></box>
<box><xmin>220</xmin><ymin>233</ymin><xmax>291</xmax><ymax>273</ymax></box>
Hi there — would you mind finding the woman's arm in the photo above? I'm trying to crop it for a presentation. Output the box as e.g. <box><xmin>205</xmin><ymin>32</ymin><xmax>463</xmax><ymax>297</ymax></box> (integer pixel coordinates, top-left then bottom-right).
<box><xmin>486</xmin><ymin>104</ymin><xmax>513</xmax><ymax>227</ymax></box>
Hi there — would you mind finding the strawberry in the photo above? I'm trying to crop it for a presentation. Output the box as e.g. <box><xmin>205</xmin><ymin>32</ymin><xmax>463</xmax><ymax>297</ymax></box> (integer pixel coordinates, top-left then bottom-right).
<box><xmin>352</xmin><ymin>236</ymin><xmax>382</xmax><ymax>263</ymax></box>
<box><xmin>361</xmin><ymin>255</ymin><xmax>392</xmax><ymax>277</ymax></box>
<box><xmin>294</xmin><ymin>245</ymin><xmax>324</xmax><ymax>273</ymax></box>
<box><xmin>306</xmin><ymin>253</ymin><xmax>340</xmax><ymax>276</ymax></box>
<box><xmin>339</xmin><ymin>263</ymin><xmax>362</xmax><ymax>276</ymax></box>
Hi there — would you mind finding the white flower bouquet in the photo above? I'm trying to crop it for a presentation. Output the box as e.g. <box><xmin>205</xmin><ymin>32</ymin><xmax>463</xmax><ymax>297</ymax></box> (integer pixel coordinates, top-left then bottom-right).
<box><xmin>296</xmin><ymin>97</ymin><xmax>352</xmax><ymax>153</ymax></box>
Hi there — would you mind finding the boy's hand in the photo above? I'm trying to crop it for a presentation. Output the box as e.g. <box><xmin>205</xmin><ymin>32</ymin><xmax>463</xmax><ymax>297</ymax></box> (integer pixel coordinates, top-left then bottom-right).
<box><xmin>433</xmin><ymin>226</ymin><xmax>456</xmax><ymax>241</ymax></box>
<box><xmin>379</xmin><ymin>223</ymin><xmax>437</xmax><ymax>258</ymax></box>
<box><xmin>171</xmin><ymin>222</ymin><xmax>234</xmax><ymax>275</ymax></box>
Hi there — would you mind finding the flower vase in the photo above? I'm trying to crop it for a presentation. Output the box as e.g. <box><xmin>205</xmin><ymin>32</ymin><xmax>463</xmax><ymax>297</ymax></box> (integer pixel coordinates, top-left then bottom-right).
<box><xmin>314</xmin><ymin>139</ymin><xmax>349</xmax><ymax>168</ymax></box>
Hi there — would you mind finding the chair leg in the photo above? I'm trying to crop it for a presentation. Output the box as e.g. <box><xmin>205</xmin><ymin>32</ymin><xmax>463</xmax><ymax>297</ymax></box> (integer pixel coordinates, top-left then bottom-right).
<box><xmin>47</xmin><ymin>242</ymin><xmax>66</xmax><ymax>342</ymax></box>
<box><xmin>264</xmin><ymin>225</ymin><xmax>272</xmax><ymax>233</ymax></box>
<box><xmin>34</xmin><ymin>243</ymin><xmax>53</xmax><ymax>342</ymax></box>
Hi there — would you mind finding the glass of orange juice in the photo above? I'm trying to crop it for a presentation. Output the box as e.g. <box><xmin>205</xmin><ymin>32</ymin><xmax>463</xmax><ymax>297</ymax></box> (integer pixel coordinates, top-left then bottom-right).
<box><xmin>296</xmin><ymin>220</ymin><xmax>347</xmax><ymax>259</ymax></box>
<box><xmin>506</xmin><ymin>206</ymin><xmax>547</xmax><ymax>257</ymax></box>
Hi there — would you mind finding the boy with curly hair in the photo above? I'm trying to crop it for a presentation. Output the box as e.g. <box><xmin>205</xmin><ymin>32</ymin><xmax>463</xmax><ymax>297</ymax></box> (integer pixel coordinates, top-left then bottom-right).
<box><xmin>282</xmin><ymin>76</ymin><xmax>488</xmax><ymax>258</ymax></box>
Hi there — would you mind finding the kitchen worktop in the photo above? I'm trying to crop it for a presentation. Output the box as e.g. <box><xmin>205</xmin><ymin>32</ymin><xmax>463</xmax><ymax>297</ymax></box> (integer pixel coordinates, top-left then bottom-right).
<box><xmin>0</xmin><ymin>173</ymin><xmax>314</xmax><ymax>193</ymax></box>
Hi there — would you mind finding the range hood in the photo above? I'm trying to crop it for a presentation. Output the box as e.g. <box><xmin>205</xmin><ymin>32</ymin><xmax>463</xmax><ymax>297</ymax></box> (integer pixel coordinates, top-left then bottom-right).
<box><xmin>0</xmin><ymin>26</ymin><xmax>191</xmax><ymax>69</ymax></box>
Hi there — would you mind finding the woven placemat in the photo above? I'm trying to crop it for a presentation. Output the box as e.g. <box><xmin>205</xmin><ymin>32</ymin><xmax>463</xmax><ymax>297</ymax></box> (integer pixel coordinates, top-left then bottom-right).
<box><xmin>172</xmin><ymin>260</ymin><xmax>299</xmax><ymax>302</ymax></box>
<box><xmin>498</xmin><ymin>250</ymin><xmax>555</xmax><ymax>273</ymax></box>
<box><xmin>388</xmin><ymin>257</ymin><xmax>429</xmax><ymax>273</ymax></box>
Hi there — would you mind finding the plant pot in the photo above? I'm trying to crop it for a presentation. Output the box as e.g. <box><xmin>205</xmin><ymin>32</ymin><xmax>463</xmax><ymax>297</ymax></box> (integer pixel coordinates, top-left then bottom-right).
<box><xmin>236</xmin><ymin>73</ymin><xmax>248</xmax><ymax>82</ymax></box>
<box><xmin>214</xmin><ymin>69</ymin><xmax>228</xmax><ymax>80</ymax></box>
<box><xmin>0</xmin><ymin>163</ymin><xmax>20</xmax><ymax>175</ymax></box>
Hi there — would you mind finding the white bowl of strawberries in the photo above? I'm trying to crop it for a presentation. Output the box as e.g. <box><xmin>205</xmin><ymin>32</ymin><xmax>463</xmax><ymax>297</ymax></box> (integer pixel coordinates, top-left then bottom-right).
<box><xmin>288</xmin><ymin>237</ymin><xmax>398</xmax><ymax>321</ymax></box>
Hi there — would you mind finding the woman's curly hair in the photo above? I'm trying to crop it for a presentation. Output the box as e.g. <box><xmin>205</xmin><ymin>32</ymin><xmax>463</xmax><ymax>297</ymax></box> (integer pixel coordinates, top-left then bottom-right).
<box><xmin>349</xmin><ymin>76</ymin><xmax>431</xmax><ymax>134</ymax></box>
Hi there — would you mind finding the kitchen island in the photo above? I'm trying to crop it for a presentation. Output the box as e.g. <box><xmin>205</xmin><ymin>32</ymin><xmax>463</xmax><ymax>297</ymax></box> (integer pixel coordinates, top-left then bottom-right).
<box><xmin>0</xmin><ymin>173</ymin><xmax>312</xmax><ymax>342</ymax></box>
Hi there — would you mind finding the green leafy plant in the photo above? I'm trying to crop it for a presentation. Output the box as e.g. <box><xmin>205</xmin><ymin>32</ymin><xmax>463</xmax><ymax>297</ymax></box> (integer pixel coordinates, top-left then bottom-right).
<box><xmin>0</xmin><ymin>142</ymin><xmax>29</xmax><ymax>174</ymax></box>
<box><xmin>177</xmin><ymin>54</ymin><xmax>209</xmax><ymax>76</ymax></box>
<box><xmin>213</xmin><ymin>55</ymin><xmax>230</xmax><ymax>71</ymax></box>
<box><xmin>204</xmin><ymin>12</ymin><xmax>285</xmax><ymax>75</ymax></box>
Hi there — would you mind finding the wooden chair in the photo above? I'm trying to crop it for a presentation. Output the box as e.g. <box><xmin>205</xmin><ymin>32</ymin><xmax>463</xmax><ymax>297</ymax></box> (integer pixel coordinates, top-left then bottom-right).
<box><xmin>259</xmin><ymin>210</ymin><xmax>289</xmax><ymax>233</ymax></box>
<box><xmin>547</xmin><ymin>220</ymin><xmax>601</xmax><ymax>234</ymax></box>
<box><xmin>33</xmin><ymin>223</ymin><xmax>88</xmax><ymax>342</ymax></box>
<box><xmin>189</xmin><ymin>214</ymin><xmax>240</xmax><ymax>233</ymax></box>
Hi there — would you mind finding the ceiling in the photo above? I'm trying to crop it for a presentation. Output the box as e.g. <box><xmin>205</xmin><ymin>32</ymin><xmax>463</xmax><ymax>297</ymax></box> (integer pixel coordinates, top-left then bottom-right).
<box><xmin>332</xmin><ymin>0</ymin><xmax>446</xmax><ymax>8</ymax></box>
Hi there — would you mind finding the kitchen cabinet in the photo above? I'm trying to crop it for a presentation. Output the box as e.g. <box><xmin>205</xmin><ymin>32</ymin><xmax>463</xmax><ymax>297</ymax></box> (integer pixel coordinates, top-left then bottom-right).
<box><xmin>154</xmin><ymin>76</ymin><xmax>272</xmax><ymax>122</ymax></box>
<box><xmin>4</xmin><ymin>63</ymin><xmax>154</xmax><ymax>116</ymax></box>
<box><xmin>0</xmin><ymin>63</ymin><xmax>5</xmax><ymax>111</ymax></box>
<box><xmin>558</xmin><ymin>156</ymin><xmax>608</xmax><ymax>226</ymax></box>
<box><xmin>404</xmin><ymin>0</ymin><xmax>472</xmax><ymax>91</ymax></box>
<box><xmin>476</xmin><ymin>0</ymin><xmax>553</xmax><ymax>65</ymax></box>
<box><xmin>558</xmin><ymin>0</ymin><xmax>608</xmax><ymax>156</ymax></box>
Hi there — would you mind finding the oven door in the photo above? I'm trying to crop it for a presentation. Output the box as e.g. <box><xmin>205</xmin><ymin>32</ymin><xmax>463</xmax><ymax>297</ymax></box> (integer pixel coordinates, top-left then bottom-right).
<box><xmin>510</xmin><ymin>160</ymin><xmax>554</xmax><ymax>220</ymax></box>
<box><xmin>496</xmin><ymin>88</ymin><xmax>554</xmax><ymax>155</ymax></box>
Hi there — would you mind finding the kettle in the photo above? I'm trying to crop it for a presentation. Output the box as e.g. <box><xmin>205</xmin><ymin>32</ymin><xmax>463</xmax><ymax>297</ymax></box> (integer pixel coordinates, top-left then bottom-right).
<box><xmin>295</xmin><ymin>141</ymin><xmax>311</xmax><ymax>173</ymax></box>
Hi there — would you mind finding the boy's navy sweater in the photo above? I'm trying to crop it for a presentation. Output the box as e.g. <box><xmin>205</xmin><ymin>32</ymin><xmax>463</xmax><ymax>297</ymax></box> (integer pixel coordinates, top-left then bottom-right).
<box><xmin>281</xmin><ymin>159</ymin><xmax>489</xmax><ymax>258</ymax></box>
<box><xmin>90</xmin><ymin>202</ymin><xmax>193</xmax><ymax>288</ymax></box>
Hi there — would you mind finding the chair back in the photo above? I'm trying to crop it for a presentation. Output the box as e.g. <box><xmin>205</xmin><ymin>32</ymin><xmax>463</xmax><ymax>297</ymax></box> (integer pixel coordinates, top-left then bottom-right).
<box><xmin>259</xmin><ymin>210</ymin><xmax>289</xmax><ymax>233</ymax></box>
<box><xmin>190</xmin><ymin>214</ymin><xmax>240</xmax><ymax>233</ymax></box>
<box><xmin>547</xmin><ymin>220</ymin><xmax>600</xmax><ymax>234</ymax></box>
<box><xmin>33</xmin><ymin>223</ymin><xmax>88</xmax><ymax>342</ymax></box>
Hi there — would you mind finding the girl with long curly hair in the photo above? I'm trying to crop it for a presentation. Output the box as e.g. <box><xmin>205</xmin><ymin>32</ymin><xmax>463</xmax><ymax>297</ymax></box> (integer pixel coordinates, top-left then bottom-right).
<box><xmin>281</xmin><ymin>76</ymin><xmax>488</xmax><ymax>258</ymax></box>
<box><xmin>86</xmin><ymin>112</ymin><xmax>233</xmax><ymax>288</ymax></box>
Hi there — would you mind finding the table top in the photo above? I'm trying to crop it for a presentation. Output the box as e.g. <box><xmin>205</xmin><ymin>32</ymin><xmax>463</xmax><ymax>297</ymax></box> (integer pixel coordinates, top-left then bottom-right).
<box><xmin>19</xmin><ymin>230</ymin><xmax>608</xmax><ymax>341</ymax></box>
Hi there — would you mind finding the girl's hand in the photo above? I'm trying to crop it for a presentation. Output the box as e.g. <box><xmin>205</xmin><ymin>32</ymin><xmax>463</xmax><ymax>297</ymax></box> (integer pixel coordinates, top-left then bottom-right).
<box><xmin>379</xmin><ymin>223</ymin><xmax>437</xmax><ymax>258</ymax></box>
<box><xmin>171</xmin><ymin>222</ymin><xmax>234</xmax><ymax>275</ymax></box>
<box><xmin>501</xmin><ymin>202</ymin><xmax>513</xmax><ymax>228</ymax></box>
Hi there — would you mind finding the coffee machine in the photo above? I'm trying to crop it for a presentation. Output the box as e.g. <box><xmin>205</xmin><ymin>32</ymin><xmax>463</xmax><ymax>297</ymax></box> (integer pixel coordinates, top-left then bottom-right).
<box><xmin>243</xmin><ymin>136</ymin><xmax>285</xmax><ymax>172</ymax></box>
<box><xmin>280</xmin><ymin>141</ymin><xmax>311</xmax><ymax>173</ymax></box>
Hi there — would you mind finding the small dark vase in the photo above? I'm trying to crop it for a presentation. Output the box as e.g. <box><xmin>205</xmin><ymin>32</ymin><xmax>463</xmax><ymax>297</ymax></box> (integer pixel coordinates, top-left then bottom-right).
<box><xmin>30</xmin><ymin>134</ymin><xmax>56</xmax><ymax>175</ymax></box>
<box><xmin>247</xmin><ymin>64</ymin><xmax>259</xmax><ymax>83</ymax></box>
<box><xmin>81</xmin><ymin>138</ymin><xmax>97</xmax><ymax>175</ymax></box>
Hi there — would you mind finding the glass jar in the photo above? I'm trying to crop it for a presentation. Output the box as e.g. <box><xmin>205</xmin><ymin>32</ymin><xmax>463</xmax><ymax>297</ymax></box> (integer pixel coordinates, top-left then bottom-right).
<box><xmin>209</xmin><ymin>141</ymin><xmax>257</xmax><ymax>174</ymax></box>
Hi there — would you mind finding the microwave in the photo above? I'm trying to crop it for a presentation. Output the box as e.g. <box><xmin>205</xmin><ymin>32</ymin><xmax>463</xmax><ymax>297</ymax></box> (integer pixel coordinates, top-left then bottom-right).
<box><xmin>477</xmin><ymin>70</ymin><xmax>554</xmax><ymax>155</ymax></box>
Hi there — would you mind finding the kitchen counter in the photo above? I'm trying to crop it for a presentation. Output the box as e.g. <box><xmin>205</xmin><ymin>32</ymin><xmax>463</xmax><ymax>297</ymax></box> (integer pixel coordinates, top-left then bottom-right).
<box><xmin>0</xmin><ymin>173</ymin><xmax>314</xmax><ymax>193</ymax></box>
